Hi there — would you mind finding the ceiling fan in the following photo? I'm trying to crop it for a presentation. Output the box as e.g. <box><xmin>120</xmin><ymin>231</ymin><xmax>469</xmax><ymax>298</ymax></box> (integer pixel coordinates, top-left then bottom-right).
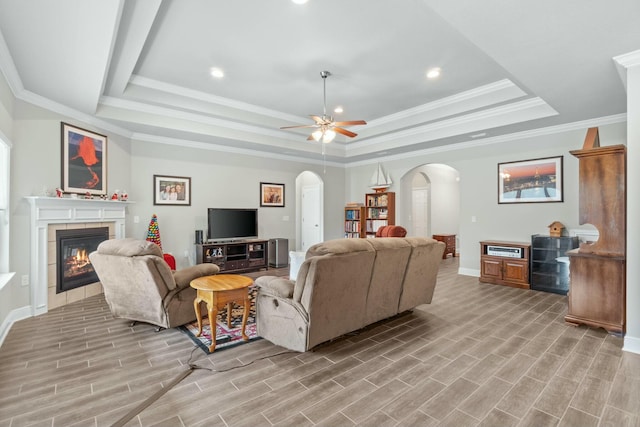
<box><xmin>280</xmin><ymin>71</ymin><xmax>367</xmax><ymax>143</ymax></box>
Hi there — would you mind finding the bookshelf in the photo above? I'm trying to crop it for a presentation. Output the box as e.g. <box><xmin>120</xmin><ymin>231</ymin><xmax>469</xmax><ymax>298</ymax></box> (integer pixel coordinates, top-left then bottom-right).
<box><xmin>364</xmin><ymin>192</ymin><xmax>395</xmax><ymax>237</ymax></box>
<box><xmin>344</xmin><ymin>205</ymin><xmax>366</xmax><ymax>238</ymax></box>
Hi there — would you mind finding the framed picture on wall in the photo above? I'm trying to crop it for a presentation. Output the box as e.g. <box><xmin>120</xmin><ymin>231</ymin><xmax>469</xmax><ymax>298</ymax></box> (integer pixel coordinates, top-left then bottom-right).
<box><xmin>498</xmin><ymin>156</ymin><xmax>563</xmax><ymax>204</ymax></box>
<box><xmin>260</xmin><ymin>182</ymin><xmax>285</xmax><ymax>207</ymax></box>
<box><xmin>61</xmin><ymin>122</ymin><xmax>108</xmax><ymax>196</ymax></box>
<box><xmin>153</xmin><ymin>175</ymin><xmax>191</xmax><ymax>206</ymax></box>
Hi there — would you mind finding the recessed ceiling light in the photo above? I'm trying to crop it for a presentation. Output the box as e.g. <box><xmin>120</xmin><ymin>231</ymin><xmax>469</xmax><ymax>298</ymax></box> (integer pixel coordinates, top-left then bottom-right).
<box><xmin>426</xmin><ymin>68</ymin><xmax>441</xmax><ymax>79</ymax></box>
<box><xmin>334</xmin><ymin>106</ymin><xmax>343</xmax><ymax>114</ymax></box>
<box><xmin>210</xmin><ymin>67</ymin><xmax>224</xmax><ymax>78</ymax></box>
<box><xmin>292</xmin><ymin>0</ymin><xmax>308</xmax><ymax>4</ymax></box>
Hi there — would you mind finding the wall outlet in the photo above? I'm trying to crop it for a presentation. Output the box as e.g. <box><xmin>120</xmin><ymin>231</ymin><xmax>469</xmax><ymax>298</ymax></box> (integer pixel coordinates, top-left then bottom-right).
<box><xmin>282</xmin><ymin>216</ymin><xmax>289</xmax><ymax>221</ymax></box>
<box><xmin>184</xmin><ymin>250</ymin><xmax>189</xmax><ymax>258</ymax></box>
<box><xmin>133</xmin><ymin>215</ymin><xmax>140</xmax><ymax>223</ymax></box>
<box><xmin>21</xmin><ymin>275</ymin><xmax>29</xmax><ymax>286</ymax></box>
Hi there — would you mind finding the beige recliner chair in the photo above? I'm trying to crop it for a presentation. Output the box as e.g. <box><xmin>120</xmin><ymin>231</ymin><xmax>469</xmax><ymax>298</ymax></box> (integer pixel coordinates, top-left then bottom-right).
<box><xmin>89</xmin><ymin>238</ymin><xmax>219</xmax><ymax>329</ymax></box>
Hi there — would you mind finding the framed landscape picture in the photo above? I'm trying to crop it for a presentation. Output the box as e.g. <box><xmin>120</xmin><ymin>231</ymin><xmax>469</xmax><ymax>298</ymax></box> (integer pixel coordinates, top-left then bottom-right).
<box><xmin>154</xmin><ymin>175</ymin><xmax>191</xmax><ymax>206</ymax></box>
<box><xmin>61</xmin><ymin>122</ymin><xmax>107</xmax><ymax>195</ymax></box>
<box><xmin>260</xmin><ymin>182</ymin><xmax>285</xmax><ymax>207</ymax></box>
<box><xmin>498</xmin><ymin>156</ymin><xmax>563</xmax><ymax>204</ymax></box>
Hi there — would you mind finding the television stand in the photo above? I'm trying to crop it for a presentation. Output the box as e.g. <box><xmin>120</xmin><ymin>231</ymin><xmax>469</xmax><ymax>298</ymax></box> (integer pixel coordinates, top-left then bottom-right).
<box><xmin>196</xmin><ymin>239</ymin><xmax>268</xmax><ymax>273</ymax></box>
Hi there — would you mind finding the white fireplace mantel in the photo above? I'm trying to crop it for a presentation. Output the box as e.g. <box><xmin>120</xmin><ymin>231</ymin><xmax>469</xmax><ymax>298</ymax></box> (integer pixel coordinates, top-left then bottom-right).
<box><xmin>25</xmin><ymin>196</ymin><xmax>131</xmax><ymax>316</ymax></box>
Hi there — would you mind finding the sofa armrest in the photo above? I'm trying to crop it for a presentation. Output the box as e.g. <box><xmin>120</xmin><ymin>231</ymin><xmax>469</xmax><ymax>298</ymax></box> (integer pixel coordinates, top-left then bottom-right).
<box><xmin>173</xmin><ymin>263</ymin><xmax>220</xmax><ymax>289</ymax></box>
<box><xmin>255</xmin><ymin>276</ymin><xmax>295</xmax><ymax>299</ymax></box>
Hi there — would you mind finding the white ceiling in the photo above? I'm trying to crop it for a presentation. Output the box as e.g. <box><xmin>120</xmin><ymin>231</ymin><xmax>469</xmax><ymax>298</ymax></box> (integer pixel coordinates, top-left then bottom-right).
<box><xmin>0</xmin><ymin>0</ymin><xmax>638</xmax><ymax>164</ymax></box>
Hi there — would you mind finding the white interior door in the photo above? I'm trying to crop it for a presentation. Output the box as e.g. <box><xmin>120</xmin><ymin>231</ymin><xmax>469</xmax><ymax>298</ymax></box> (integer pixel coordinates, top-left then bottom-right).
<box><xmin>301</xmin><ymin>186</ymin><xmax>321</xmax><ymax>251</ymax></box>
<box><xmin>412</xmin><ymin>187</ymin><xmax>429</xmax><ymax>237</ymax></box>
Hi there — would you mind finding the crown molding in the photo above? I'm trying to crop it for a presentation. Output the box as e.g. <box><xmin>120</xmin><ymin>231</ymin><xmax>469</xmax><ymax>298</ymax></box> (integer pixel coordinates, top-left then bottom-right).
<box><xmin>130</xmin><ymin>132</ymin><xmax>346</xmax><ymax>168</ymax></box>
<box><xmin>0</xmin><ymin>128</ymin><xmax>11</xmax><ymax>147</ymax></box>
<box><xmin>613</xmin><ymin>49</ymin><xmax>640</xmax><ymax>90</ymax></box>
<box><xmin>614</xmin><ymin>50</ymin><xmax>640</xmax><ymax>69</ymax></box>
<box><xmin>0</xmin><ymin>27</ymin><xmax>23</xmax><ymax>98</ymax></box>
<box><xmin>347</xmin><ymin>97</ymin><xmax>557</xmax><ymax>155</ymax></box>
<box><xmin>17</xmin><ymin>90</ymin><xmax>133</xmax><ymax>137</ymax></box>
<box><xmin>99</xmin><ymin>95</ymin><xmax>292</xmax><ymax>139</ymax></box>
<box><xmin>346</xmin><ymin>113</ymin><xmax>627</xmax><ymax>167</ymax></box>
<box><xmin>367</xmin><ymin>79</ymin><xmax>525</xmax><ymax>128</ymax></box>
<box><xmin>129</xmin><ymin>75</ymin><xmax>308</xmax><ymax>123</ymax></box>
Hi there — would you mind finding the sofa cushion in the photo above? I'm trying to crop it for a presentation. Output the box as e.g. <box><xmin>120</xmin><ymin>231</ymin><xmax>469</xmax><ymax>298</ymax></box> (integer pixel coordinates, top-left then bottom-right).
<box><xmin>97</xmin><ymin>238</ymin><xmax>163</xmax><ymax>257</ymax></box>
<box><xmin>364</xmin><ymin>238</ymin><xmax>412</xmax><ymax>324</ymax></box>
<box><xmin>398</xmin><ymin>237</ymin><xmax>445</xmax><ymax>312</ymax></box>
<box><xmin>306</xmin><ymin>238</ymin><xmax>374</xmax><ymax>257</ymax></box>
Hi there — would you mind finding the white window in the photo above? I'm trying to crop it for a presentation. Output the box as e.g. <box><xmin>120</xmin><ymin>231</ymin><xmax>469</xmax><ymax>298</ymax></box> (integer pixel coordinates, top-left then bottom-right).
<box><xmin>0</xmin><ymin>133</ymin><xmax>12</xmax><ymax>289</ymax></box>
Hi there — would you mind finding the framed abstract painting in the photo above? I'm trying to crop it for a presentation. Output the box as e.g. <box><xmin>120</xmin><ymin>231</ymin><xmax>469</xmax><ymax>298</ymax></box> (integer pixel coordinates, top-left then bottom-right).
<box><xmin>61</xmin><ymin>122</ymin><xmax>108</xmax><ymax>196</ymax></box>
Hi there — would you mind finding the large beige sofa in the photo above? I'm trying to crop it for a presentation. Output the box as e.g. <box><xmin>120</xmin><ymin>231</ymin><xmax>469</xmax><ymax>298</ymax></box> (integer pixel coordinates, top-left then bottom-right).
<box><xmin>255</xmin><ymin>237</ymin><xmax>445</xmax><ymax>352</ymax></box>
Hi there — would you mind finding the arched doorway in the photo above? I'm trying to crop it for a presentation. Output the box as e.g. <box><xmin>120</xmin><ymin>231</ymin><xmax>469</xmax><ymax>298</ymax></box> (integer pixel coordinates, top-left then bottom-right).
<box><xmin>295</xmin><ymin>171</ymin><xmax>324</xmax><ymax>252</ymax></box>
<box><xmin>400</xmin><ymin>163</ymin><xmax>460</xmax><ymax>242</ymax></box>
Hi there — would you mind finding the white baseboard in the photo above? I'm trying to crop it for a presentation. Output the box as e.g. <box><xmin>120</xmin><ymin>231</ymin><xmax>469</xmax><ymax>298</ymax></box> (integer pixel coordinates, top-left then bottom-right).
<box><xmin>0</xmin><ymin>305</ymin><xmax>32</xmax><ymax>348</ymax></box>
<box><xmin>623</xmin><ymin>335</ymin><xmax>640</xmax><ymax>355</ymax></box>
<box><xmin>458</xmin><ymin>268</ymin><xmax>480</xmax><ymax>277</ymax></box>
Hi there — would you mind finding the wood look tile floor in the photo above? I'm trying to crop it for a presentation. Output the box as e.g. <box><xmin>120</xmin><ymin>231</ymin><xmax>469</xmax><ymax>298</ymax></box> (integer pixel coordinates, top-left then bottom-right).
<box><xmin>2</xmin><ymin>258</ymin><xmax>640</xmax><ymax>427</ymax></box>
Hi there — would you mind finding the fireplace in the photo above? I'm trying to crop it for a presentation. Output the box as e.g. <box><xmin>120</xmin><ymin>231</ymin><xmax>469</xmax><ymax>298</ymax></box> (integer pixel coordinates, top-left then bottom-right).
<box><xmin>56</xmin><ymin>227</ymin><xmax>109</xmax><ymax>293</ymax></box>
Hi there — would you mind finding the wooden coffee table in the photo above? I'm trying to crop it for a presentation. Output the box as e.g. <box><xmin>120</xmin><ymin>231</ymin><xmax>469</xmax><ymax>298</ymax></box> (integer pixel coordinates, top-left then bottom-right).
<box><xmin>190</xmin><ymin>274</ymin><xmax>254</xmax><ymax>353</ymax></box>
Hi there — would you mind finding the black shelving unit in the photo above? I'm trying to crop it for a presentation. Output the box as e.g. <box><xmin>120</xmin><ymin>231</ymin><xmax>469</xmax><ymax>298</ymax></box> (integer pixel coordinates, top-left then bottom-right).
<box><xmin>530</xmin><ymin>234</ymin><xmax>579</xmax><ymax>295</ymax></box>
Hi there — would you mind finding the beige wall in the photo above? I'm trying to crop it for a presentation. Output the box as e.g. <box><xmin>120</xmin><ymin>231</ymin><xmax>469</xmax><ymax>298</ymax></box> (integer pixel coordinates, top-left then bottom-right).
<box><xmin>346</xmin><ymin>122</ymin><xmax>627</xmax><ymax>275</ymax></box>
<box><xmin>127</xmin><ymin>139</ymin><xmax>346</xmax><ymax>268</ymax></box>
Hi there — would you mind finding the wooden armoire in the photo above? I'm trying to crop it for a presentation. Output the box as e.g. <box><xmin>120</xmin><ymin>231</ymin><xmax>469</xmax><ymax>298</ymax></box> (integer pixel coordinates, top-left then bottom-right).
<box><xmin>564</xmin><ymin>128</ymin><xmax>626</xmax><ymax>334</ymax></box>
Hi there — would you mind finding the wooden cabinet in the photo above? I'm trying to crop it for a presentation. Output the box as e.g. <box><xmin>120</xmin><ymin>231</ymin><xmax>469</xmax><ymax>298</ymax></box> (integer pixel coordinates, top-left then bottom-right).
<box><xmin>480</xmin><ymin>240</ymin><xmax>530</xmax><ymax>289</ymax></box>
<box><xmin>565</xmin><ymin>128</ymin><xmax>626</xmax><ymax>334</ymax></box>
<box><xmin>530</xmin><ymin>235</ymin><xmax>579</xmax><ymax>295</ymax></box>
<box><xmin>365</xmin><ymin>192</ymin><xmax>395</xmax><ymax>237</ymax></box>
<box><xmin>433</xmin><ymin>234</ymin><xmax>456</xmax><ymax>259</ymax></box>
<box><xmin>196</xmin><ymin>240</ymin><xmax>268</xmax><ymax>273</ymax></box>
<box><xmin>565</xmin><ymin>251</ymin><xmax>625</xmax><ymax>333</ymax></box>
<box><xmin>344</xmin><ymin>206</ymin><xmax>366</xmax><ymax>238</ymax></box>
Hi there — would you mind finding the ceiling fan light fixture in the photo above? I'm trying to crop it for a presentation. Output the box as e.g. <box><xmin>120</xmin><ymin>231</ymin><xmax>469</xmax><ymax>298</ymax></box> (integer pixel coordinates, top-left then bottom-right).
<box><xmin>323</xmin><ymin>129</ymin><xmax>336</xmax><ymax>143</ymax></box>
<box><xmin>280</xmin><ymin>70</ymin><xmax>366</xmax><ymax>143</ymax></box>
<box><xmin>311</xmin><ymin>129</ymin><xmax>323</xmax><ymax>141</ymax></box>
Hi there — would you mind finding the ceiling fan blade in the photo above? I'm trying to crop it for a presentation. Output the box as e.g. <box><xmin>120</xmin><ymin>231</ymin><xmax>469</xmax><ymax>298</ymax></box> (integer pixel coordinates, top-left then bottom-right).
<box><xmin>334</xmin><ymin>127</ymin><xmax>358</xmax><ymax>138</ymax></box>
<box><xmin>280</xmin><ymin>124</ymin><xmax>319</xmax><ymax>129</ymax></box>
<box><xmin>307</xmin><ymin>134</ymin><xmax>316</xmax><ymax>141</ymax></box>
<box><xmin>333</xmin><ymin>120</ymin><xmax>367</xmax><ymax>126</ymax></box>
<box><xmin>309</xmin><ymin>115</ymin><xmax>331</xmax><ymax>125</ymax></box>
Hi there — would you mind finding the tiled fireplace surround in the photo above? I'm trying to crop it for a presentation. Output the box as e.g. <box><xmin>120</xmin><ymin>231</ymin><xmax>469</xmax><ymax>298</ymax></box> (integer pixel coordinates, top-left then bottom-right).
<box><xmin>26</xmin><ymin>197</ymin><xmax>128</xmax><ymax>316</ymax></box>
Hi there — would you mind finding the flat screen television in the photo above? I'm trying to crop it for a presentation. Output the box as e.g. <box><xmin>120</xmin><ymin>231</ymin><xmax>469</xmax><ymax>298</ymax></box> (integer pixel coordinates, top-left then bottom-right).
<box><xmin>207</xmin><ymin>208</ymin><xmax>258</xmax><ymax>241</ymax></box>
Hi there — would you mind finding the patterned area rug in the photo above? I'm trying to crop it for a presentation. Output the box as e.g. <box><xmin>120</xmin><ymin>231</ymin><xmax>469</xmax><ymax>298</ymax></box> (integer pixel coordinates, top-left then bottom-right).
<box><xmin>180</xmin><ymin>286</ymin><xmax>260</xmax><ymax>353</ymax></box>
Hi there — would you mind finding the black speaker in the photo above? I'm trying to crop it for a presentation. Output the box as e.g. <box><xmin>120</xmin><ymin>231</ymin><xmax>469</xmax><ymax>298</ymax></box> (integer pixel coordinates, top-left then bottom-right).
<box><xmin>195</xmin><ymin>230</ymin><xmax>203</xmax><ymax>244</ymax></box>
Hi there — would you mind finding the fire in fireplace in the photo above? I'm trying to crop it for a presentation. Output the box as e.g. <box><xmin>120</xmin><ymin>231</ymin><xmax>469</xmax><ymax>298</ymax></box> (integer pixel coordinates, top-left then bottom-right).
<box><xmin>56</xmin><ymin>227</ymin><xmax>109</xmax><ymax>293</ymax></box>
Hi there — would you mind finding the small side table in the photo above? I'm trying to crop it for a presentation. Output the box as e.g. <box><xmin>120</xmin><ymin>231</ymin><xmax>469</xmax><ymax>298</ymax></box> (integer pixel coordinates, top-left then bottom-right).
<box><xmin>432</xmin><ymin>234</ymin><xmax>456</xmax><ymax>259</ymax></box>
<box><xmin>190</xmin><ymin>274</ymin><xmax>254</xmax><ymax>353</ymax></box>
